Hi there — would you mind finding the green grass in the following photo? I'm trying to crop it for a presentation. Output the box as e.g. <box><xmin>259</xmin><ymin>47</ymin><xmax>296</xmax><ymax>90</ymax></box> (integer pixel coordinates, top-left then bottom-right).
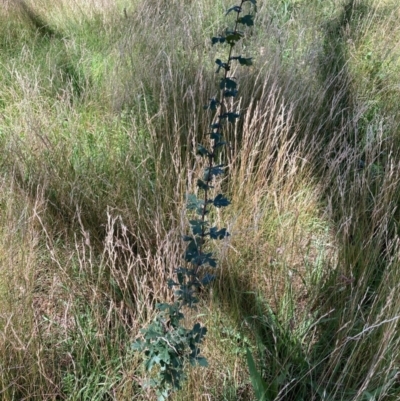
<box><xmin>1</xmin><ymin>0</ymin><xmax>400</xmax><ymax>399</ymax></box>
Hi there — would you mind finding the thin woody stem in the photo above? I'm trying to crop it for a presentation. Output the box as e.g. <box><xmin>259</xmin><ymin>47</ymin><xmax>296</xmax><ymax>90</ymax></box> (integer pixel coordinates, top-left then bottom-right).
<box><xmin>195</xmin><ymin>2</ymin><xmax>245</xmax><ymax>276</ymax></box>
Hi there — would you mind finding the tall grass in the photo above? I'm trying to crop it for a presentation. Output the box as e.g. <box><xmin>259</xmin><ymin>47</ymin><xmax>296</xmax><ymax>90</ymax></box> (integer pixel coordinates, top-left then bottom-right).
<box><xmin>1</xmin><ymin>0</ymin><xmax>400</xmax><ymax>399</ymax></box>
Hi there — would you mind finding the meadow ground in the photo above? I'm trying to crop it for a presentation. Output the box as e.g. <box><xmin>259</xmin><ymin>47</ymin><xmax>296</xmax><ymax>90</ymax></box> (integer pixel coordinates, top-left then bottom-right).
<box><xmin>1</xmin><ymin>0</ymin><xmax>400</xmax><ymax>399</ymax></box>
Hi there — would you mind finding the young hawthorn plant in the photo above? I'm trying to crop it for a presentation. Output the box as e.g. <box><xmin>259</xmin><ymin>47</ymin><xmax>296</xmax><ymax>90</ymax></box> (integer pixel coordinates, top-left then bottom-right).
<box><xmin>133</xmin><ymin>2</ymin><xmax>256</xmax><ymax>400</ymax></box>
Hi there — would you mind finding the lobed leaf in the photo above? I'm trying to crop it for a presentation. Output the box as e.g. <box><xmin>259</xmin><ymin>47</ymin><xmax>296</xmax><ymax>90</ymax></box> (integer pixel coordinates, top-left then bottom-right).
<box><xmin>189</xmin><ymin>219</ymin><xmax>207</xmax><ymax>236</ymax></box>
<box><xmin>204</xmin><ymin>98</ymin><xmax>220</xmax><ymax>111</ymax></box>
<box><xmin>132</xmin><ymin>341</ymin><xmax>144</xmax><ymax>351</ymax></box>
<box><xmin>174</xmin><ymin>266</ymin><xmax>196</xmax><ymax>277</ymax></box>
<box><xmin>238</xmin><ymin>14</ymin><xmax>254</xmax><ymax>26</ymax></box>
<box><xmin>211</xmin><ymin>36</ymin><xmax>225</xmax><ymax>45</ymax></box>
<box><xmin>186</xmin><ymin>193</ymin><xmax>204</xmax><ymax>213</ymax></box>
<box><xmin>210</xmin><ymin>132</ymin><xmax>227</xmax><ymax>148</ymax></box>
<box><xmin>201</xmin><ymin>273</ymin><xmax>215</xmax><ymax>286</ymax></box>
<box><xmin>220</xmin><ymin>112</ymin><xmax>240</xmax><ymax>122</ymax></box>
<box><xmin>183</xmin><ymin>239</ymin><xmax>200</xmax><ymax>263</ymax></box>
<box><xmin>174</xmin><ymin>287</ymin><xmax>198</xmax><ymax>307</ymax></box>
<box><xmin>213</xmin><ymin>194</ymin><xmax>231</xmax><ymax>208</ymax></box>
<box><xmin>209</xmin><ymin>226</ymin><xmax>230</xmax><ymax>240</ymax></box>
<box><xmin>204</xmin><ymin>164</ymin><xmax>225</xmax><ymax>180</ymax></box>
<box><xmin>220</xmin><ymin>77</ymin><xmax>237</xmax><ymax>90</ymax></box>
<box><xmin>202</xmin><ymin>253</ymin><xmax>217</xmax><ymax>268</ymax></box>
<box><xmin>190</xmin><ymin>251</ymin><xmax>217</xmax><ymax>268</ymax></box>
<box><xmin>230</xmin><ymin>55</ymin><xmax>253</xmax><ymax>66</ymax></box>
<box><xmin>197</xmin><ymin>179</ymin><xmax>214</xmax><ymax>190</ymax></box>
<box><xmin>192</xmin><ymin>323</ymin><xmax>207</xmax><ymax>340</ymax></box>
<box><xmin>225</xmin><ymin>31</ymin><xmax>243</xmax><ymax>45</ymax></box>
<box><xmin>197</xmin><ymin>144</ymin><xmax>211</xmax><ymax>157</ymax></box>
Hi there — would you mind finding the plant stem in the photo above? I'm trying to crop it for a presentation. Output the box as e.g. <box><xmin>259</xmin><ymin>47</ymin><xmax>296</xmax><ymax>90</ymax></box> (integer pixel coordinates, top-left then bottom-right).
<box><xmin>196</xmin><ymin>2</ymin><xmax>245</xmax><ymax>276</ymax></box>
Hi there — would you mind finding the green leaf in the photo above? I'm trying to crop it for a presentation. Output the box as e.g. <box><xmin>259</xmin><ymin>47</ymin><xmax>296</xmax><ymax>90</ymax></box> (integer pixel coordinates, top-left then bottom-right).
<box><xmin>210</xmin><ymin>132</ymin><xmax>226</xmax><ymax>148</ymax></box>
<box><xmin>209</xmin><ymin>227</ymin><xmax>230</xmax><ymax>239</ymax></box>
<box><xmin>197</xmin><ymin>144</ymin><xmax>211</xmax><ymax>157</ymax></box>
<box><xmin>144</xmin><ymin>328</ymin><xmax>164</xmax><ymax>340</ymax></box>
<box><xmin>156</xmin><ymin>303</ymin><xmax>172</xmax><ymax>312</ymax></box>
<box><xmin>167</xmin><ymin>278</ymin><xmax>177</xmax><ymax>288</ymax></box>
<box><xmin>238</xmin><ymin>14</ymin><xmax>254</xmax><ymax>26</ymax></box>
<box><xmin>224</xmin><ymin>89</ymin><xmax>238</xmax><ymax>97</ymax></box>
<box><xmin>192</xmin><ymin>323</ymin><xmax>207</xmax><ymax>342</ymax></box>
<box><xmin>210</xmin><ymin>132</ymin><xmax>223</xmax><ymax>140</ymax></box>
<box><xmin>204</xmin><ymin>164</ymin><xmax>225</xmax><ymax>180</ymax></box>
<box><xmin>220</xmin><ymin>112</ymin><xmax>240</xmax><ymax>122</ymax></box>
<box><xmin>132</xmin><ymin>341</ymin><xmax>143</xmax><ymax>351</ymax></box>
<box><xmin>225</xmin><ymin>31</ymin><xmax>243</xmax><ymax>45</ymax></box>
<box><xmin>220</xmin><ymin>77</ymin><xmax>237</xmax><ymax>90</ymax></box>
<box><xmin>184</xmin><ymin>241</ymin><xmax>199</xmax><ymax>262</ymax></box>
<box><xmin>176</xmin><ymin>270</ymin><xmax>185</xmax><ymax>285</ymax></box>
<box><xmin>147</xmin><ymin>354</ymin><xmax>162</xmax><ymax>370</ymax></box>
<box><xmin>175</xmin><ymin>287</ymin><xmax>198</xmax><ymax>306</ymax></box>
<box><xmin>211</xmin><ymin>36</ymin><xmax>226</xmax><ymax>45</ymax></box>
<box><xmin>189</xmin><ymin>219</ymin><xmax>207</xmax><ymax>236</ymax></box>
<box><xmin>230</xmin><ymin>56</ymin><xmax>253</xmax><ymax>66</ymax></box>
<box><xmin>189</xmin><ymin>251</ymin><xmax>217</xmax><ymax>268</ymax></box>
<box><xmin>204</xmin><ymin>98</ymin><xmax>220</xmax><ymax>111</ymax></box>
<box><xmin>238</xmin><ymin>56</ymin><xmax>253</xmax><ymax>66</ymax></box>
<box><xmin>197</xmin><ymin>179</ymin><xmax>213</xmax><ymax>190</ymax></box>
<box><xmin>192</xmin><ymin>322</ymin><xmax>203</xmax><ymax>334</ymax></box>
<box><xmin>192</xmin><ymin>323</ymin><xmax>201</xmax><ymax>335</ymax></box>
<box><xmin>226</xmin><ymin>5</ymin><xmax>241</xmax><ymax>15</ymax></box>
<box><xmin>215</xmin><ymin>58</ymin><xmax>229</xmax><ymax>73</ymax></box>
<box><xmin>201</xmin><ymin>273</ymin><xmax>215</xmax><ymax>285</ymax></box>
<box><xmin>184</xmin><ymin>244</ymin><xmax>202</xmax><ymax>265</ymax></box>
<box><xmin>196</xmin><ymin>357</ymin><xmax>208</xmax><ymax>367</ymax></box>
<box><xmin>246</xmin><ymin>348</ymin><xmax>269</xmax><ymax>401</ymax></box>
<box><xmin>213</xmin><ymin>194</ymin><xmax>231</xmax><ymax>208</ymax></box>
<box><xmin>202</xmin><ymin>253</ymin><xmax>217</xmax><ymax>268</ymax></box>
<box><xmin>186</xmin><ymin>194</ymin><xmax>204</xmax><ymax>212</ymax></box>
